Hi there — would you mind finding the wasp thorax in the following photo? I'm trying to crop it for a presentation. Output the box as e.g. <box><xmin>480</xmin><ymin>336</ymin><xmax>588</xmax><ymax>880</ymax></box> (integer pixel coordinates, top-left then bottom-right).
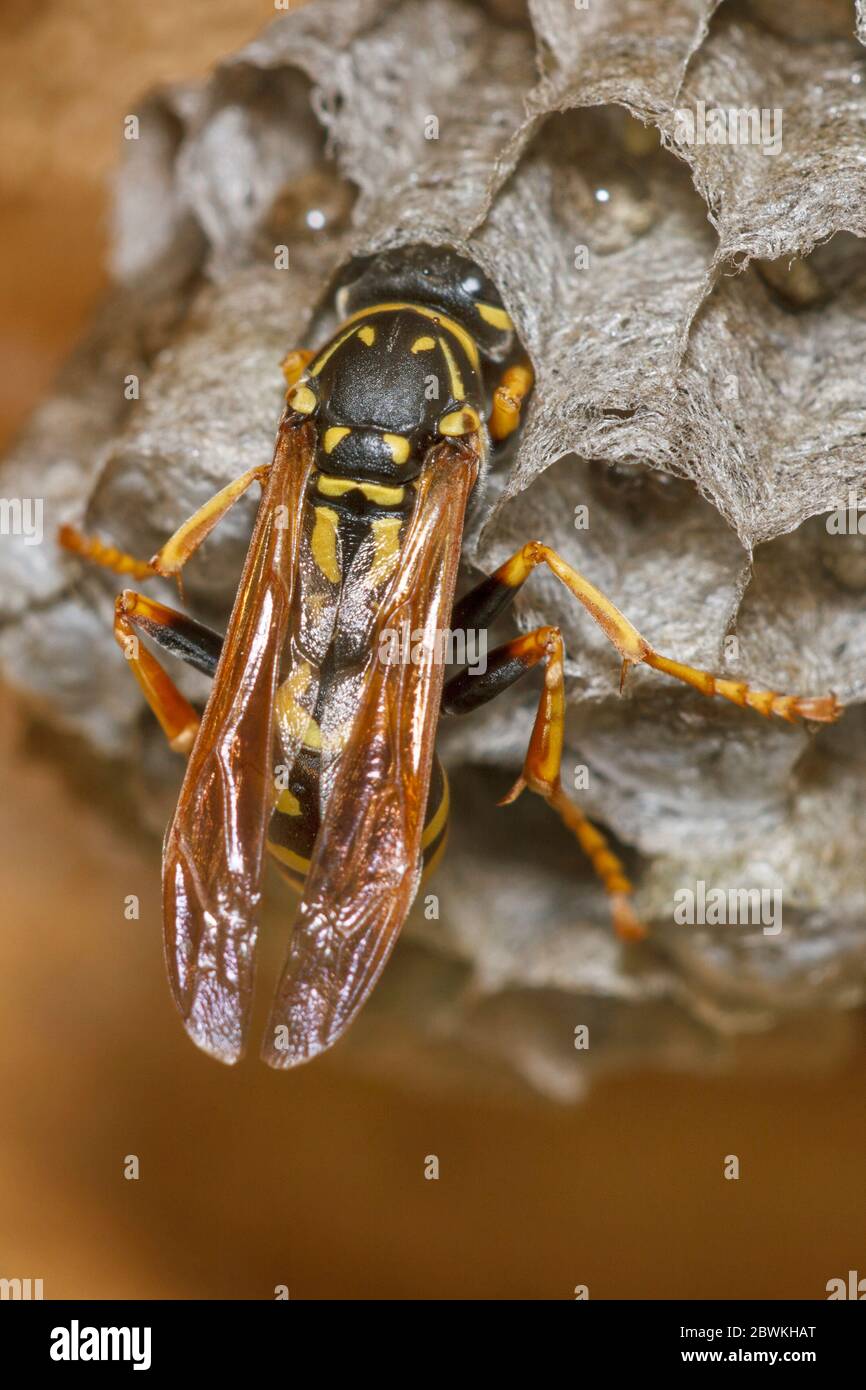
<box><xmin>315</xmin><ymin>423</ymin><xmax>422</xmax><ymax>486</ymax></box>
<box><xmin>300</xmin><ymin>298</ymin><xmax>488</xmax><ymax>487</ymax></box>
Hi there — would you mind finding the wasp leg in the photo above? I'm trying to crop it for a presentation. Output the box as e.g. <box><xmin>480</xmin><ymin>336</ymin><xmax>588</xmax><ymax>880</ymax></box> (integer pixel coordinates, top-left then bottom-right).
<box><xmin>150</xmin><ymin>465</ymin><xmax>271</xmax><ymax>579</ymax></box>
<box><xmin>488</xmin><ymin>359</ymin><xmax>534</xmax><ymax>442</ymax></box>
<box><xmin>442</xmin><ymin>627</ymin><xmax>644</xmax><ymax>941</ymax></box>
<box><xmin>113</xmin><ymin>591</ymin><xmax>224</xmax><ymax>753</ymax></box>
<box><xmin>280</xmin><ymin>348</ymin><xmax>314</xmax><ymax>388</ymax></box>
<box><xmin>58</xmin><ymin>525</ymin><xmax>158</xmax><ymax>580</ymax></box>
<box><xmin>59</xmin><ymin>463</ymin><xmax>270</xmax><ymax>586</ymax></box>
<box><xmin>116</xmin><ymin>590</ymin><xmax>223</xmax><ymax>677</ymax></box>
<box><xmin>455</xmin><ymin>542</ymin><xmax>841</xmax><ymax>725</ymax></box>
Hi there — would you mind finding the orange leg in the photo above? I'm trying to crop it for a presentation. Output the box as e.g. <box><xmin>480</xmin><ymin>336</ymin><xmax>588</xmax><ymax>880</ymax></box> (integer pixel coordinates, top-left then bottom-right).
<box><xmin>59</xmin><ymin>462</ymin><xmax>270</xmax><ymax>587</ymax></box>
<box><xmin>149</xmin><ymin>465</ymin><xmax>268</xmax><ymax>578</ymax></box>
<box><xmin>489</xmin><ymin>360</ymin><xmax>534</xmax><ymax>442</ymax></box>
<box><xmin>60</xmin><ymin>355</ymin><xmax>311</xmax><ymax>584</ymax></box>
<box><xmin>443</xmin><ymin>626</ymin><xmax>644</xmax><ymax>940</ymax></box>
<box><xmin>116</xmin><ymin>589</ymin><xmax>223</xmax><ymax>678</ymax></box>
<box><xmin>58</xmin><ymin>525</ymin><xmax>157</xmax><ymax>580</ymax></box>
<box><xmin>114</xmin><ymin>594</ymin><xmax>201</xmax><ymax>753</ymax></box>
<box><xmin>501</xmin><ymin>628</ymin><xmax>644</xmax><ymax>941</ymax></box>
<box><xmin>61</xmin><ymin>462</ymin><xmax>271</xmax><ymax>751</ymax></box>
<box><xmin>280</xmin><ymin>347</ymin><xmax>314</xmax><ymax>389</ymax></box>
<box><xmin>492</xmin><ymin>543</ymin><xmax>841</xmax><ymax>725</ymax></box>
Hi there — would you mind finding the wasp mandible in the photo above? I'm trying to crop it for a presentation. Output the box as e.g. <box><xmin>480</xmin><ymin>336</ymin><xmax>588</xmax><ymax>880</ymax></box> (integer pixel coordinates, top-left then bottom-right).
<box><xmin>60</xmin><ymin>244</ymin><xmax>841</xmax><ymax>1067</ymax></box>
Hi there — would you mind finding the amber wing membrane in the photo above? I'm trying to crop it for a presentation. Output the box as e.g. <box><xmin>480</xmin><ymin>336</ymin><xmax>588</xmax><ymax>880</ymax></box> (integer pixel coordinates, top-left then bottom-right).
<box><xmin>162</xmin><ymin>419</ymin><xmax>316</xmax><ymax>1064</ymax></box>
<box><xmin>261</xmin><ymin>440</ymin><xmax>480</xmax><ymax>1068</ymax></box>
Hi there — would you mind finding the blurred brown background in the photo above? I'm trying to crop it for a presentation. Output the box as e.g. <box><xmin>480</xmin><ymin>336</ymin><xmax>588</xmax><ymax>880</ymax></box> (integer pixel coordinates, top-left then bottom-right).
<box><xmin>1</xmin><ymin>0</ymin><xmax>864</xmax><ymax>1300</ymax></box>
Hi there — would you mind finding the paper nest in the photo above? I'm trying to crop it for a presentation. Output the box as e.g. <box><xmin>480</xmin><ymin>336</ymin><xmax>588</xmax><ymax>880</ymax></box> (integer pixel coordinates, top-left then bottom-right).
<box><xmin>2</xmin><ymin>0</ymin><xmax>866</xmax><ymax>1097</ymax></box>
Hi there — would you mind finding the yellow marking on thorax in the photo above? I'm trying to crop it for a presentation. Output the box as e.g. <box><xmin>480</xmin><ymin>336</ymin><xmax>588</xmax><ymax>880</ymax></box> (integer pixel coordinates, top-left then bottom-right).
<box><xmin>358</xmin><ymin>325</ymin><xmax>376</xmax><ymax>346</ymax></box>
<box><xmin>369</xmin><ymin>515</ymin><xmax>403</xmax><ymax>584</ymax></box>
<box><xmin>311</xmin><ymin>506</ymin><xmax>341</xmax><ymax>582</ymax></box>
<box><xmin>437</xmin><ymin>335</ymin><xmax>464</xmax><ymax>399</ymax></box>
<box><xmin>287</xmin><ymin>383</ymin><xmax>317</xmax><ymax>414</ymax></box>
<box><xmin>340</xmin><ymin>301</ymin><xmax>480</xmax><ymax>371</ymax></box>
<box><xmin>421</xmin><ymin>774</ymin><xmax>450</xmax><ymax>849</ymax></box>
<box><xmin>411</xmin><ymin>335</ymin><xmax>436</xmax><ymax>353</ymax></box>
<box><xmin>439</xmin><ymin>405</ymin><xmax>480</xmax><ymax>437</ymax></box>
<box><xmin>323</xmin><ymin>426</ymin><xmax>350</xmax><ymax>453</ymax></box>
<box><xmin>476</xmin><ymin>301</ymin><xmax>513</xmax><ymax>331</ymax></box>
<box><xmin>383</xmin><ymin>433</ymin><xmax>410</xmax><ymax>465</ymax></box>
<box><xmin>310</xmin><ymin>326</ymin><xmax>358</xmax><ymax>376</ymax></box>
<box><xmin>317</xmin><ymin>474</ymin><xmax>405</xmax><ymax>507</ymax></box>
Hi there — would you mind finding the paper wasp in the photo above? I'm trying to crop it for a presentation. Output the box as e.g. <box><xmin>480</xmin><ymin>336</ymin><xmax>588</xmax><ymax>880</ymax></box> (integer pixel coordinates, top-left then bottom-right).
<box><xmin>60</xmin><ymin>244</ymin><xmax>841</xmax><ymax>1067</ymax></box>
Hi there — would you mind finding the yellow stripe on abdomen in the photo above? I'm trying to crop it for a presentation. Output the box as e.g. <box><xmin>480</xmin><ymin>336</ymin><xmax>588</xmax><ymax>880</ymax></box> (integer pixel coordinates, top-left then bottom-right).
<box><xmin>311</xmin><ymin>506</ymin><xmax>341</xmax><ymax>583</ymax></box>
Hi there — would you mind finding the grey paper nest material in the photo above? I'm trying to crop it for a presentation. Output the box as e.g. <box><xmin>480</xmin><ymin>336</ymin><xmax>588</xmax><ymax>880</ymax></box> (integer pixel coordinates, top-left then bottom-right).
<box><xmin>2</xmin><ymin>0</ymin><xmax>866</xmax><ymax>1098</ymax></box>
